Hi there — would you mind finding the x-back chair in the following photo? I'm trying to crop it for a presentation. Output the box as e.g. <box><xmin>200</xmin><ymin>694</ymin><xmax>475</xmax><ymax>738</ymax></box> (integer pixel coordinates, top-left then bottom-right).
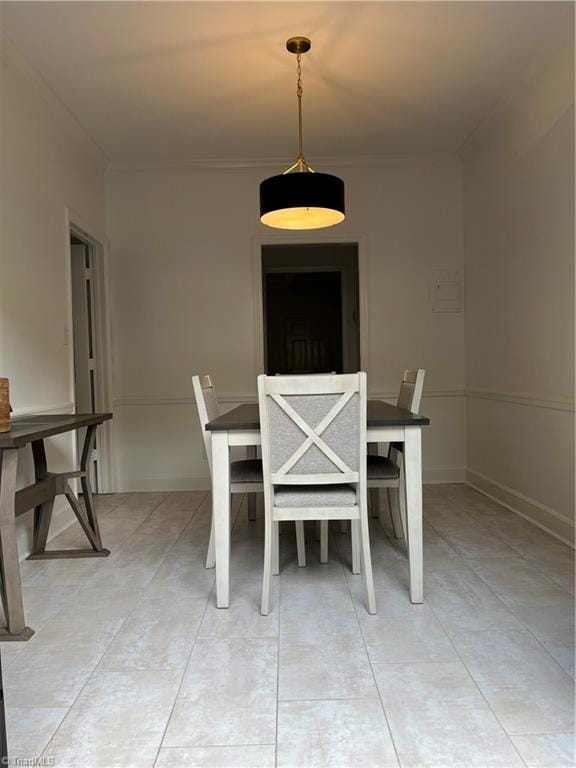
<box><xmin>258</xmin><ymin>372</ymin><xmax>376</xmax><ymax>615</ymax></box>
<box><xmin>193</xmin><ymin>375</ymin><xmax>305</xmax><ymax>570</ymax></box>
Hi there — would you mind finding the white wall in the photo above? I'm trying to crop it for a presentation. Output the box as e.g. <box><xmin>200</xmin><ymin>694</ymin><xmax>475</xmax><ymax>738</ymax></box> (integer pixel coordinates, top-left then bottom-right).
<box><xmin>106</xmin><ymin>160</ymin><xmax>466</xmax><ymax>491</ymax></box>
<box><xmin>462</xmin><ymin>41</ymin><xmax>575</xmax><ymax>544</ymax></box>
<box><xmin>4</xmin><ymin>17</ymin><xmax>572</xmax><ymax>555</ymax></box>
<box><xmin>0</xmin><ymin>36</ymin><xmax>107</xmax><ymax>554</ymax></box>
<box><xmin>4</xmin><ymin>20</ymin><xmax>572</xmax><ymax>555</ymax></box>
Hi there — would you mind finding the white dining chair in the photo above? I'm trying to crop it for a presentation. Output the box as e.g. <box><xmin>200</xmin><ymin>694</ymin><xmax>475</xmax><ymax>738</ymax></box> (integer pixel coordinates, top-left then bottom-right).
<box><xmin>323</xmin><ymin>369</ymin><xmax>426</xmax><ymax>568</ymax></box>
<box><xmin>193</xmin><ymin>374</ymin><xmax>306</xmax><ymax>570</ymax></box>
<box><xmin>368</xmin><ymin>369</ymin><xmax>426</xmax><ymax>539</ymax></box>
<box><xmin>258</xmin><ymin>372</ymin><xmax>375</xmax><ymax>615</ymax></box>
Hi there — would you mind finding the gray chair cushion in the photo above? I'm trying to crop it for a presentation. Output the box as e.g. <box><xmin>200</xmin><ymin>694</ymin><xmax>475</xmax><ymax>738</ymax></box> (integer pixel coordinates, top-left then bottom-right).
<box><xmin>267</xmin><ymin>393</ymin><xmax>359</xmax><ymax>474</ymax></box>
<box><xmin>274</xmin><ymin>484</ymin><xmax>357</xmax><ymax>508</ymax></box>
<box><xmin>231</xmin><ymin>459</ymin><xmax>263</xmax><ymax>484</ymax></box>
<box><xmin>367</xmin><ymin>455</ymin><xmax>400</xmax><ymax>480</ymax></box>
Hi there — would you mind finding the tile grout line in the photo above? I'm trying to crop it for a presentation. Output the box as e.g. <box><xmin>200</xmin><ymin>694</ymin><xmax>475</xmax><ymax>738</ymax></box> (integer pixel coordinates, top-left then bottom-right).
<box><xmin>151</xmin><ymin>582</ymin><xmax>214</xmax><ymax>765</ymax></box>
<box><xmin>22</xmin><ymin>495</ymin><xmax>176</xmax><ymax>760</ymax></box>
<box><xmin>425</xmin><ymin>592</ymin><xmax>531</xmax><ymax>767</ymax></box>
<box><xmin>151</xmin><ymin>491</ymin><xmax>223</xmax><ymax>765</ymax></box>
<box><xmin>455</xmin><ymin>566</ymin><xmax>576</xmax><ymax>679</ymax></box>
<box><xmin>95</xmin><ymin>490</ymin><xmax>212</xmax><ymax>637</ymax></box>
<box><xmin>109</xmin><ymin>491</ymin><xmax>171</xmax><ymax>529</ymax></box>
<box><xmin>37</xmin><ymin>491</ymin><xmax>207</xmax><ymax>763</ymax></box>
<box><xmin>496</xmin><ymin>615</ymin><xmax>576</xmax><ymax>681</ymax></box>
<box><xmin>152</xmin><ymin>491</ymin><xmax>246</xmax><ymax>765</ymax></box>
<box><xmin>77</xmin><ymin>492</ymin><xmax>176</xmax><ymax>586</ymax></box>
<box><xmin>346</xmin><ymin>506</ymin><xmax>534</xmax><ymax>767</ymax></box>
<box><xmin>465</xmin><ymin>492</ymin><xmax>575</xmax><ymax>572</ymax></box>
<box><xmin>158</xmin><ymin>742</ymin><xmax>277</xmax><ymax>750</ymax></box>
<box><xmin>425</xmin><ymin>496</ymin><xmax>574</xmax><ymax>598</ymax></box>
<box><xmin>277</xmin><ymin>695</ymin><xmax>387</xmax><ymax>702</ymax></box>
<box><xmin>10</xmin><ymin>487</ymin><xmax>573</xmax><ymax>765</ymax></box>
<box><xmin>425</xmin><ymin>497</ymin><xmax>573</xmax><ymax>756</ymax></box>
<box><xmin>37</xmin><ymin>613</ymin><xmax>133</xmax><ymax>760</ymax></box>
<box><xmin>335</xmin><ymin>519</ymin><xmax>403</xmax><ymax>768</ymax></box>
<box><xmin>54</xmin><ymin>493</ymin><xmax>209</xmax><ymax>624</ymax></box>
<box><xmin>468</xmin><ymin>532</ymin><xmax>574</xmax><ymax>597</ymax></box>
<box><xmin>155</xmin><ymin>491</ymin><xmax>210</xmax><ymax>559</ymax></box>
<box><xmin>424</xmin><ymin>497</ymin><xmax>576</xmax><ymax>687</ymax></box>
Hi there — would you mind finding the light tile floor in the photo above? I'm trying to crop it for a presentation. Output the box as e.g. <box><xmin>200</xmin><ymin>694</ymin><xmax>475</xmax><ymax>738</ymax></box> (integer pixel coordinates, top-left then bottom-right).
<box><xmin>3</xmin><ymin>485</ymin><xmax>575</xmax><ymax>768</ymax></box>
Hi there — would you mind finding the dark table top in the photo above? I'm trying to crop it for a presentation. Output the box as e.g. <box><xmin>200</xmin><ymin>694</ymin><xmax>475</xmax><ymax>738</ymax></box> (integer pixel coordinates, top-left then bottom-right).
<box><xmin>0</xmin><ymin>413</ymin><xmax>113</xmax><ymax>449</ymax></box>
<box><xmin>206</xmin><ymin>400</ymin><xmax>429</xmax><ymax>431</ymax></box>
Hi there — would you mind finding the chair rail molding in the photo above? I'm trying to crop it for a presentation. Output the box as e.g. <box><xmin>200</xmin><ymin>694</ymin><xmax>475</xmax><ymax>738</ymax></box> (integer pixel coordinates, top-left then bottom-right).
<box><xmin>11</xmin><ymin>402</ymin><xmax>75</xmax><ymax>417</ymax></box>
<box><xmin>466</xmin><ymin>388</ymin><xmax>575</xmax><ymax>412</ymax></box>
<box><xmin>113</xmin><ymin>389</ymin><xmax>465</xmax><ymax>407</ymax></box>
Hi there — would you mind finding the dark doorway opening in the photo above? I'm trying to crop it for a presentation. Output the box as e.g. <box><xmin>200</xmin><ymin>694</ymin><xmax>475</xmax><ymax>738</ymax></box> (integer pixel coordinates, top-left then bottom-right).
<box><xmin>262</xmin><ymin>243</ymin><xmax>360</xmax><ymax>375</ymax></box>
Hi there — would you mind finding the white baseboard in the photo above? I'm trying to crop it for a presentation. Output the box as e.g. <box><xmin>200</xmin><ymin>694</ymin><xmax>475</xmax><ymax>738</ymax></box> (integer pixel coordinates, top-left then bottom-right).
<box><xmin>466</xmin><ymin>468</ymin><xmax>575</xmax><ymax>548</ymax></box>
<box><xmin>118</xmin><ymin>476</ymin><xmax>211</xmax><ymax>492</ymax></box>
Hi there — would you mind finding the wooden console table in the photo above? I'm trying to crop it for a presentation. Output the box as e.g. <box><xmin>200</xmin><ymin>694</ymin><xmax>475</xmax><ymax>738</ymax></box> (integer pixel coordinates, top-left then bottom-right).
<box><xmin>0</xmin><ymin>412</ymin><xmax>112</xmax><ymax>640</ymax></box>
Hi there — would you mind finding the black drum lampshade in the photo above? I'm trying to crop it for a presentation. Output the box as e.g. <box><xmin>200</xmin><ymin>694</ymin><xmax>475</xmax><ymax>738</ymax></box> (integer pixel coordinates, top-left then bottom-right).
<box><xmin>260</xmin><ymin>171</ymin><xmax>345</xmax><ymax>230</ymax></box>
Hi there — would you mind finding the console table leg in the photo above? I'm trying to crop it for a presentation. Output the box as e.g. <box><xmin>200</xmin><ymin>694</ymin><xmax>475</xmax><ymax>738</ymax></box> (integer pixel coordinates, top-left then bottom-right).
<box><xmin>31</xmin><ymin>499</ymin><xmax>54</xmax><ymax>555</ymax></box>
<box><xmin>65</xmin><ymin>485</ymin><xmax>99</xmax><ymax>550</ymax></box>
<box><xmin>31</xmin><ymin>439</ymin><xmax>53</xmax><ymax>556</ymax></box>
<box><xmin>0</xmin><ymin>450</ymin><xmax>33</xmax><ymax>640</ymax></box>
<box><xmin>26</xmin><ymin>427</ymin><xmax>110</xmax><ymax>561</ymax></box>
<box><xmin>80</xmin><ymin>425</ymin><xmax>103</xmax><ymax>550</ymax></box>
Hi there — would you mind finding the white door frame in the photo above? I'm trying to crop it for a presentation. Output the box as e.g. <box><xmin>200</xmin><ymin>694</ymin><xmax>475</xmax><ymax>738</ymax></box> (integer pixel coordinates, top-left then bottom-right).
<box><xmin>252</xmin><ymin>233</ymin><xmax>370</xmax><ymax>377</ymax></box>
<box><xmin>64</xmin><ymin>208</ymin><xmax>116</xmax><ymax>493</ymax></box>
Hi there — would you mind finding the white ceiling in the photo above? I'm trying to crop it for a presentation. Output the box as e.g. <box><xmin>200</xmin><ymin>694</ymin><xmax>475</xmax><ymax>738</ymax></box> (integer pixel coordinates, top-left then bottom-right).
<box><xmin>1</xmin><ymin>2</ymin><xmax>572</xmax><ymax>165</ymax></box>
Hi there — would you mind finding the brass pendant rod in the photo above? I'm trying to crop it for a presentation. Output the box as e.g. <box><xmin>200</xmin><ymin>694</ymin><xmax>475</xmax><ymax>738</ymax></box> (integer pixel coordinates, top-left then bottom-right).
<box><xmin>282</xmin><ymin>36</ymin><xmax>315</xmax><ymax>175</ymax></box>
<box><xmin>296</xmin><ymin>52</ymin><xmax>304</xmax><ymax>163</ymax></box>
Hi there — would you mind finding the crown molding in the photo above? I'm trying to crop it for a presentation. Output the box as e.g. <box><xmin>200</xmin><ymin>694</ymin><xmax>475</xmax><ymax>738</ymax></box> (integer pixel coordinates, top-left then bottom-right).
<box><xmin>106</xmin><ymin>154</ymin><xmax>461</xmax><ymax>173</ymax></box>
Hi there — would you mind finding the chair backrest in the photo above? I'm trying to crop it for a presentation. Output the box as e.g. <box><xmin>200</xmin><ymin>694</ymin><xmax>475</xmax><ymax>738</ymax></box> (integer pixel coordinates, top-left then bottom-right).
<box><xmin>192</xmin><ymin>374</ymin><xmax>220</xmax><ymax>472</ymax></box>
<box><xmin>258</xmin><ymin>373</ymin><xmax>367</xmax><ymax>496</ymax></box>
<box><xmin>397</xmin><ymin>369</ymin><xmax>425</xmax><ymax>413</ymax></box>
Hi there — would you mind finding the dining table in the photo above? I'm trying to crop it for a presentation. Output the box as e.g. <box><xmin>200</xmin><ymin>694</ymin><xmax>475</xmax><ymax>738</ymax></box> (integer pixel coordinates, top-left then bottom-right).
<box><xmin>205</xmin><ymin>399</ymin><xmax>429</xmax><ymax>608</ymax></box>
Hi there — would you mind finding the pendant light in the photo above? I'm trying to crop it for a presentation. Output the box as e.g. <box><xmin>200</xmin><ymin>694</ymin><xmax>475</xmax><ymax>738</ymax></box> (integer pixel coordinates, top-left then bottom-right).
<box><xmin>259</xmin><ymin>36</ymin><xmax>345</xmax><ymax>230</ymax></box>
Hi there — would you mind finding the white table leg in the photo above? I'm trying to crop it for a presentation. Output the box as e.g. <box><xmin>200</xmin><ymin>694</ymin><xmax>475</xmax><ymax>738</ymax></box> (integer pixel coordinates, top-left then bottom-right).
<box><xmin>212</xmin><ymin>430</ymin><xmax>231</xmax><ymax>608</ymax></box>
<box><xmin>320</xmin><ymin>520</ymin><xmax>328</xmax><ymax>563</ymax></box>
<box><xmin>272</xmin><ymin>522</ymin><xmax>280</xmax><ymax>575</ymax></box>
<box><xmin>246</xmin><ymin>445</ymin><xmax>257</xmax><ymax>521</ymax></box>
<box><xmin>404</xmin><ymin>427</ymin><xmax>423</xmax><ymax>603</ymax></box>
<box><xmin>368</xmin><ymin>443</ymin><xmax>379</xmax><ymax>518</ymax></box>
<box><xmin>351</xmin><ymin>519</ymin><xmax>361</xmax><ymax>574</ymax></box>
<box><xmin>205</xmin><ymin>514</ymin><xmax>216</xmax><ymax>569</ymax></box>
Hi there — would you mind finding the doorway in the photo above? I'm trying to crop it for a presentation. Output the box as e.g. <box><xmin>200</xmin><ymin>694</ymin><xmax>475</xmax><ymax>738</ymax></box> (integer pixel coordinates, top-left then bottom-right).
<box><xmin>261</xmin><ymin>243</ymin><xmax>361</xmax><ymax>375</ymax></box>
<box><xmin>69</xmin><ymin>229</ymin><xmax>110</xmax><ymax>492</ymax></box>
